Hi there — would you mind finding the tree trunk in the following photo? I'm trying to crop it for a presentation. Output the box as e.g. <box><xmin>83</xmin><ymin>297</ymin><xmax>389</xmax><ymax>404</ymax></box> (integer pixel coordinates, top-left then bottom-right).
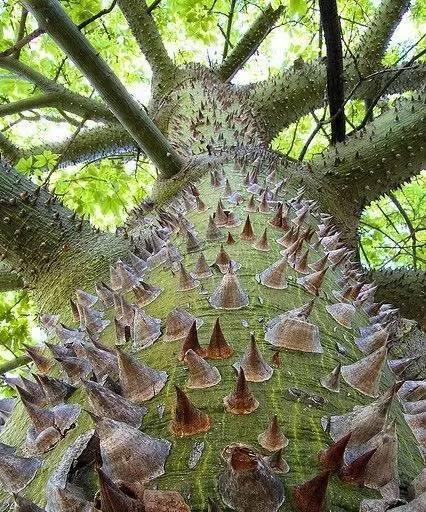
<box><xmin>0</xmin><ymin>1</ymin><xmax>424</xmax><ymax>509</ymax></box>
<box><xmin>0</xmin><ymin>72</ymin><xmax>424</xmax><ymax>512</ymax></box>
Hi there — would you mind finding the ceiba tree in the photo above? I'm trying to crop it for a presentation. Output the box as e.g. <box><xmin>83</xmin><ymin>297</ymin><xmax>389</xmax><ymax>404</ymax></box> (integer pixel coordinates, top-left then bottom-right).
<box><xmin>0</xmin><ymin>0</ymin><xmax>425</xmax><ymax>511</ymax></box>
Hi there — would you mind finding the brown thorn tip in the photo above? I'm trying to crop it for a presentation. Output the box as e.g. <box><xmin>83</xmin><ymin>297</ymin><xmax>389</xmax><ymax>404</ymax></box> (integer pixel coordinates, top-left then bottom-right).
<box><xmin>206</xmin><ymin>318</ymin><xmax>233</xmax><ymax>359</ymax></box>
<box><xmin>184</xmin><ymin>349</ymin><xmax>221</xmax><ymax>389</ymax></box>
<box><xmin>171</xmin><ymin>386</ymin><xmax>211</xmax><ymax>436</ymax></box>
<box><xmin>240</xmin><ymin>215</ymin><xmax>254</xmax><ymax>240</ymax></box>
<box><xmin>223</xmin><ymin>369</ymin><xmax>259</xmax><ymax>415</ymax></box>
<box><xmin>258</xmin><ymin>415</ymin><xmax>289</xmax><ymax>452</ymax></box>
<box><xmin>180</xmin><ymin>321</ymin><xmax>207</xmax><ymax>361</ymax></box>
<box><xmin>318</xmin><ymin>432</ymin><xmax>351</xmax><ymax>471</ymax></box>
<box><xmin>233</xmin><ymin>334</ymin><xmax>273</xmax><ymax>382</ymax></box>
<box><xmin>339</xmin><ymin>448</ymin><xmax>377</xmax><ymax>485</ymax></box>
<box><xmin>292</xmin><ymin>471</ymin><xmax>331</xmax><ymax>512</ymax></box>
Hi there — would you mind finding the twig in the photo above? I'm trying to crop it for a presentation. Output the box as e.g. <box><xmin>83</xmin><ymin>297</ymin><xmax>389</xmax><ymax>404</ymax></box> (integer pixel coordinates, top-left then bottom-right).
<box><xmin>222</xmin><ymin>0</ymin><xmax>237</xmax><ymax>61</ymax></box>
<box><xmin>286</xmin><ymin>120</ymin><xmax>300</xmax><ymax>157</ymax></box>
<box><xmin>298</xmin><ymin>105</ymin><xmax>328</xmax><ymax>161</ymax></box>
<box><xmin>147</xmin><ymin>0</ymin><xmax>162</xmax><ymax>13</ymax></box>
<box><xmin>388</xmin><ymin>191</ymin><xmax>418</xmax><ymax>269</ymax></box>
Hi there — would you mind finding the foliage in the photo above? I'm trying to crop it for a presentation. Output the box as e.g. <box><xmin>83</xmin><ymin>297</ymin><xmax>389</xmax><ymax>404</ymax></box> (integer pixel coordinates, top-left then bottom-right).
<box><xmin>360</xmin><ymin>172</ymin><xmax>426</xmax><ymax>270</ymax></box>
<box><xmin>0</xmin><ymin>290</ymin><xmax>36</xmax><ymax>393</ymax></box>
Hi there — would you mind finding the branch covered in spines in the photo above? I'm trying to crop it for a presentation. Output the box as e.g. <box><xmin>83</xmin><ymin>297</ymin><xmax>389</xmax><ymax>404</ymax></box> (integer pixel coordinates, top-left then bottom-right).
<box><xmin>116</xmin><ymin>0</ymin><xmax>180</xmax><ymax>93</ymax></box>
<box><xmin>0</xmin><ymin>160</ymin><xmax>128</xmax><ymax>312</ymax></box>
<box><xmin>19</xmin><ymin>124</ymin><xmax>136</xmax><ymax>169</ymax></box>
<box><xmin>216</xmin><ymin>4</ymin><xmax>284</xmax><ymax>82</ymax></box>
<box><xmin>315</xmin><ymin>92</ymin><xmax>426</xmax><ymax>208</ymax></box>
<box><xmin>368</xmin><ymin>267</ymin><xmax>426</xmax><ymax>327</ymax></box>
<box><xmin>249</xmin><ymin>0</ymin><xmax>414</xmax><ymax>138</ymax></box>
<box><xmin>355</xmin><ymin>0</ymin><xmax>410</xmax><ymax>74</ymax></box>
<box><xmin>23</xmin><ymin>0</ymin><xmax>183</xmax><ymax>179</ymax></box>
<box><xmin>0</xmin><ymin>57</ymin><xmax>115</xmax><ymax>123</ymax></box>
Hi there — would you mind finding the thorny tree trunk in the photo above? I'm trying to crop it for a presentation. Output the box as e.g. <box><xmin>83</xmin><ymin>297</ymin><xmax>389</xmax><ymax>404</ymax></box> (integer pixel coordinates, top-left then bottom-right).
<box><xmin>0</xmin><ymin>1</ymin><xmax>425</xmax><ymax>511</ymax></box>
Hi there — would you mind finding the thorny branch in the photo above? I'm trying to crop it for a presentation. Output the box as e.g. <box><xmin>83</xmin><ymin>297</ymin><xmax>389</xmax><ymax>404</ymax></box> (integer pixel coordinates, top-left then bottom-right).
<box><xmin>217</xmin><ymin>3</ymin><xmax>284</xmax><ymax>81</ymax></box>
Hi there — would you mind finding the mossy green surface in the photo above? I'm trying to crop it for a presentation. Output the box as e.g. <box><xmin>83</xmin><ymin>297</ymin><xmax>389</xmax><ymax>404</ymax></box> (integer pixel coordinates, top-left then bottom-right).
<box><xmin>0</xmin><ymin>163</ymin><xmax>422</xmax><ymax>511</ymax></box>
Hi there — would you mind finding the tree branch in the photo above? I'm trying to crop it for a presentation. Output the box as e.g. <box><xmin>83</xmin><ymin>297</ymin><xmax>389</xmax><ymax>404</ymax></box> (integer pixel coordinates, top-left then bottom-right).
<box><xmin>356</xmin><ymin>0</ymin><xmax>410</xmax><ymax>75</ymax></box>
<box><xmin>368</xmin><ymin>267</ymin><xmax>426</xmax><ymax>327</ymax></box>
<box><xmin>249</xmin><ymin>0</ymin><xmax>412</xmax><ymax>138</ymax></box>
<box><xmin>296</xmin><ymin>93</ymin><xmax>426</xmax><ymax>249</ymax></box>
<box><xmin>216</xmin><ymin>4</ymin><xmax>284</xmax><ymax>81</ymax></box>
<box><xmin>319</xmin><ymin>0</ymin><xmax>345</xmax><ymax>143</ymax></box>
<box><xmin>0</xmin><ymin>160</ymin><xmax>128</xmax><ymax>313</ymax></box>
<box><xmin>20</xmin><ymin>124</ymin><xmax>136</xmax><ymax>169</ymax></box>
<box><xmin>0</xmin><ymin>262</ymin><xmax>24</xmax><ymax>291</ymax></box>
<box><xmin>23</xmin><ymin>0</ymin><xmax>183</xmax><ymax>179</ymax></box>
<box><xmin>116</xmin><ymin>0</ymin><xmax>179</xmax><ymax>91</ymax></box>
<box><xmin>222</xmin><ymin>0</ymin><xmax>237</xmax><ymax>62</ymax></box>
<box><xmin>0</xmin><ymin>355</ymin><xmax>31</xmax><ymax>375</ymax></box>
<box><xmin>318</xmin><ymin>94</ymin><xmax>425</xmax><ymax>207</ymax></box>
<box><xmin>0</xmin><ymin>57</ymin><xmax>115</xmax><ymax>123</ymax></box>
<box><xmin>12</xmin><ymin>8</ymin><xmax>29</xmax><ymax>60</ymax></box>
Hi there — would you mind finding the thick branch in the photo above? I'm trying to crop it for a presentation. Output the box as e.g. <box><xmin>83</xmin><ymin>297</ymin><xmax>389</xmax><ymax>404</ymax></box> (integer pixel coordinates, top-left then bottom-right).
<box><xmin>368</xmin><ymin>267</ymin><xmax>426</xmax><ymax>327</ymax></box>
<box><xmin>319</xmin><ymin>0</ymin><xmax>345</xmax><ymax>143</ymax></box>
<box><xmin>0</xmin><ymin>57</ymin><xmax>115</xmax><ymax>123</ymax></box>
<box><xmin>0</xmin><ymin>160</ymin><xmax>127</xmax><ymax>313</ymax></box>
<box><xmin>250</xmin><ymin>0</ymin><xmax>412</xmax><ymax>138</ymax></box>
<box><xmin>116</xmin><ymin>0</ymin><xmax>179</xmax><ymax>90</ymax></box>
<box><xmin>356</xmin><ymin>0</ymin><xmax>410</xmax><ymax>74</ymax></box>
<box><xmin>217</xmin><ymin>4</ymin><xmax>283</xmax><ymax>81</ymax></box>
<box><xmin>20</xmin><ymin>124</ymin><xmax>136</xmax><ymax>168</ymax></box>
<box><xmin>24</xmin><ymin>0</ymin><xmax>183</xmax><ymax>178</ymax></box>
<box><xmin>297</xmin><ymin>93</ymin><xmax>425</xmax><ymax>249</ymax></box>
<box><xmin>315</xmin><ymin>94</ymin><xmax>425</xmax><ymax>208</ymax></box>
<box><xmin>0</xmin><ymin>262</ymin><xmax>24</xmax><ymax>291</ymax></box>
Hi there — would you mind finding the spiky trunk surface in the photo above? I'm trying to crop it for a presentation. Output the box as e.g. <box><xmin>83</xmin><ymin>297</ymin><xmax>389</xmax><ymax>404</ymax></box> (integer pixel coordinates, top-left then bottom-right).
<box><xmin>0</xmin><ymin>73</ymin><xmax>423</xmax><ymax>512</ymax></box>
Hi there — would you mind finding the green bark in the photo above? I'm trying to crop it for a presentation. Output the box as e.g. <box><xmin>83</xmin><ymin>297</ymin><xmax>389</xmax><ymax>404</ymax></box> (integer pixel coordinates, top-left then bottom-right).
<box><xmin>0</xmin><ymin>161</ymin><xmax>128</xmax><ymax>314</ymax></box>
<box><xmin>0</xmin><ymin>161</ymin><xmax>423</xmax><ymax>511</ymax></box>
<box><xmin>0</xmin><ymin>262</ymin><xmax>24</xmax><ymax>291</ymax></box>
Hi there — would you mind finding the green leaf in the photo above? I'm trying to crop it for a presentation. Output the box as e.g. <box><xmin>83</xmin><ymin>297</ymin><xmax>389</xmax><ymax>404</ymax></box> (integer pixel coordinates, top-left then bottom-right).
<box><xmin>289</xmin><ymin>0</ymin><xmax>308</xmax><ymax>15</ymax></box>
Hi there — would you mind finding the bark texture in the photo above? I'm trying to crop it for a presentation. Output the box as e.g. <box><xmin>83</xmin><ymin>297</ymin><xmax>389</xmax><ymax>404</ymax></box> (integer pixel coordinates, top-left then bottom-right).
<box><xmin>0</xmin><ymin>1</ymin><xmax>425</xmax><ymax>511</ymax></box>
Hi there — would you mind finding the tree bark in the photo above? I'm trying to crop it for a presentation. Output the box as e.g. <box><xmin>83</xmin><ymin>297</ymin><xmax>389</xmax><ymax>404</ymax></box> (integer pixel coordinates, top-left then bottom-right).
<box><xmin>319</xmin><ymin>0</ymin><xmax>345</xmax><ymax>143</ymax></box>
<box><xmin>0</xmin><ymin>161</ymin><xmax>128</xmax><ymax>314</ymax></box>
<box><xmin>0</xmin><ymin>262</ymin><xmax>24</xmax><ymax>291</ymax></box>
<box><xmin>216</xmin><ymin>4</ymin><xmax>284</xmax><ymax>81</ymax></box>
